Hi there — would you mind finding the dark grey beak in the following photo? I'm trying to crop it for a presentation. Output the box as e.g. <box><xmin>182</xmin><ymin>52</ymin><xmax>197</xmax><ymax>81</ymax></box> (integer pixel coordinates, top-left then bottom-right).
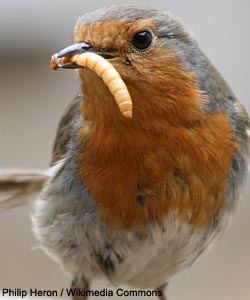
<box><xmin>57</xmin><ymin>42</ymin><xmax>93</xmax><ymax>69</ymax></box>
<box><xmin>57</xmin><ymin>42</ymin><xmax>115</xmax><ymax>69</ymax></box>
<box><xmin>57</xmin><ymin>42</ymin><xmax>93</xmax><ymax>58</ymax></box>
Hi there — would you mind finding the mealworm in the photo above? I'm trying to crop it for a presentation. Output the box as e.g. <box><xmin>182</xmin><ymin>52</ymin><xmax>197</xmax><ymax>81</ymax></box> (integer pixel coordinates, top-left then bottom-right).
<box><xmin>50</xmin><ymin>52</ymin><xmax>133</xmax><ymax>118</ymax></box>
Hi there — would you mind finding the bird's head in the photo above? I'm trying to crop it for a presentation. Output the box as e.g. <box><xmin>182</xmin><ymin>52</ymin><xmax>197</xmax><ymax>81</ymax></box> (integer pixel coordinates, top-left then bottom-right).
<box><xmin>58</xmin><ymin>5</ymin><xmax>205</xmax><ymax>133</ymax></box>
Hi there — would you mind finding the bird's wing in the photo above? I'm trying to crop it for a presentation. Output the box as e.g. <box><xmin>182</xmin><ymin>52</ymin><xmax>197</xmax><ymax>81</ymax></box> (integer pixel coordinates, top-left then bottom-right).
<box><xmin>52</xmin><ymin>94</ymin><xmax>82</xmax><ymax>164</ymax></box>
<box><xmin>247</xmin><ymin>128</ymin><xmax>250</xmax><ymax>150</ymax></box>
<box><xmin>0</xmin><ymin>169</ymin><xmax>48</xmax><ymax>211</ymax></box>
<box><xmin>237</xmin><ymin>100</ymin><xmax>250</xmax><ymax>154</ymax></box>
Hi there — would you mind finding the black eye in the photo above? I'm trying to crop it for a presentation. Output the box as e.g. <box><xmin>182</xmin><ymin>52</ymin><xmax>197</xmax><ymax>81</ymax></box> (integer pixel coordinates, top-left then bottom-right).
<box><xmin>131</xmin><ymin>30</ymin><xmax>153</xmax><ymax>51</ymax></box>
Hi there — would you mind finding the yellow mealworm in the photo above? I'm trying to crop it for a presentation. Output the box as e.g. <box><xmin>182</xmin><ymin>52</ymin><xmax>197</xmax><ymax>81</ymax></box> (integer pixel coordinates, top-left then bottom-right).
<box><xmin>51</xmin><ymin>52</ymin><xmax>133</xmax><ymax>118</ymax></box>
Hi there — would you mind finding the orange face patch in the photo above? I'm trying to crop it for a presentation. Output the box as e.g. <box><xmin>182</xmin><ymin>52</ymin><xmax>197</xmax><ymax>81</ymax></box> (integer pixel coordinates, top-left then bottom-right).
<box><xmin>73</xmin><ymin>19</ymin><xmax>156</xmax><ymax>53</ymax></box>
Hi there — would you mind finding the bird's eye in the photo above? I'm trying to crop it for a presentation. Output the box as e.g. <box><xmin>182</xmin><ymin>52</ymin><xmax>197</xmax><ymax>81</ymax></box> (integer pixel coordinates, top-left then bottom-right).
<box><xmin>131</xmin><ymin>30</ymin><xmax>153</xmax><ymax>51</ymax></box>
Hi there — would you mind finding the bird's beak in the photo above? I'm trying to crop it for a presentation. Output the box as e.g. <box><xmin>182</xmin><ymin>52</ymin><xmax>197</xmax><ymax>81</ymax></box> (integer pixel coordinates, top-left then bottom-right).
<box><xmin>56</xmin><ymin>42</ymin><xmax>117</xmax><ymax>69</ymax></box>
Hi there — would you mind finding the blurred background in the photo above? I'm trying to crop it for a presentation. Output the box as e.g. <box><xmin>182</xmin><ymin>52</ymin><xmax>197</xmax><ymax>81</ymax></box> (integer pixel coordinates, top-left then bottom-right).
<box><xmin>0</xmin><ymin>0</ymin><xmax>249</xmax><ymax>299</ymax></box>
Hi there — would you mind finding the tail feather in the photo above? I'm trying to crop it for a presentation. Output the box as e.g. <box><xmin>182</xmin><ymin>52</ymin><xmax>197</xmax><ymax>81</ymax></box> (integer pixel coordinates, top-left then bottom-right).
<box><xmin>0</xmin><ymin>170</ymin><xmax>48</xmax><ymax>211</ymax></box>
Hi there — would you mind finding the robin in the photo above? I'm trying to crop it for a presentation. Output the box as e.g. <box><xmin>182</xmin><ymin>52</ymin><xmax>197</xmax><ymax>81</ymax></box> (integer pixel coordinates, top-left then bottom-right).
<box><xmin>1</xmin><ymin>5</ymin><xmax>249</xmax><ymax>300</ymax></box>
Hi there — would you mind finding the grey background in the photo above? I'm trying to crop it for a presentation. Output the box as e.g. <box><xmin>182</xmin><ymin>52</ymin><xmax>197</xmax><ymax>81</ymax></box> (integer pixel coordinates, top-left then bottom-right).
<box><xmin>0</xmin><ymin>0</ymin><xmax>249</xmax><ymax>299</ymax></box>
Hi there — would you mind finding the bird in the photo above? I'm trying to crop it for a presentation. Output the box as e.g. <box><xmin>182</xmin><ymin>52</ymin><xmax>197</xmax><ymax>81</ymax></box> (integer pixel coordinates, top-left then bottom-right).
<box><xmin>1</xmin><ymin>5</ymin><xmax>249</xmax><ymax>300</ymax></box>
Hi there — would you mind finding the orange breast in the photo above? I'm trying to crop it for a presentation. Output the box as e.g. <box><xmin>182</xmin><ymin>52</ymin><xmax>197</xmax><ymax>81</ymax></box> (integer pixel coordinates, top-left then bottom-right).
<box><xmin>76</xmin><ymin>109</ymin><xmax>237</xmax><ymax>231</ymax></box>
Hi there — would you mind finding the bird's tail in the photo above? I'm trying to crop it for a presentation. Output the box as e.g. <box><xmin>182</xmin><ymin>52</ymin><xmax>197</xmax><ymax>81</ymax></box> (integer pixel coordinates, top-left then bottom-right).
<box><xmin>0</xmin><ymin>169</ymin><xmax>48</xmax><ymax>212</ymax></box>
